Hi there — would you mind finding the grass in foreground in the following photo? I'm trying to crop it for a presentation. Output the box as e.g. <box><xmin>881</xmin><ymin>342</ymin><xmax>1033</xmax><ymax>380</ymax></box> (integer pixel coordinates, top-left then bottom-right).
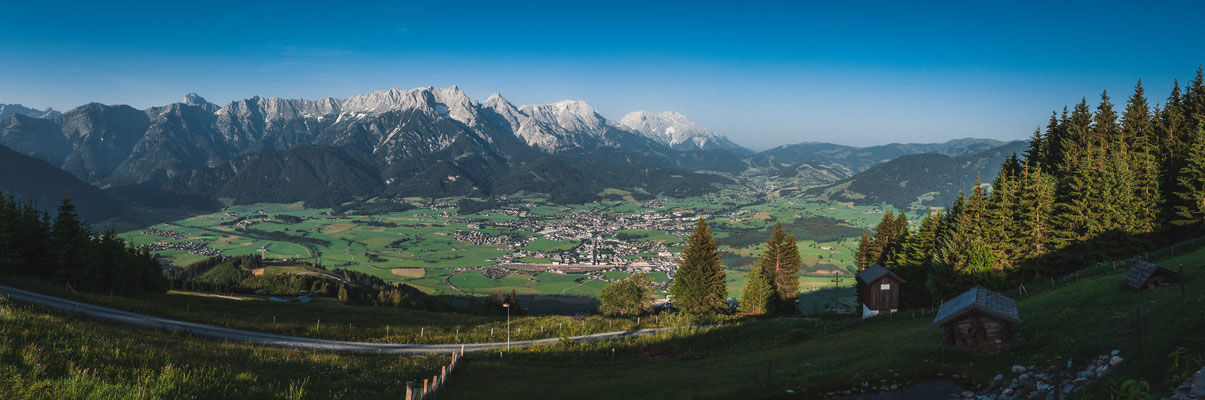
<box><xmin>444</xmin><ymin>245</ymin><xmax>1205</xmax><ymax>399</ymax></box>
<box><xmin>0</xmin><ymin>276</ymin><xmax>731</xmax><ymax>345</ymax></box>
<box><xmin>0</xmin><ymin>297</ymin><xmax>447</xmax><ymax>400</ymax></box>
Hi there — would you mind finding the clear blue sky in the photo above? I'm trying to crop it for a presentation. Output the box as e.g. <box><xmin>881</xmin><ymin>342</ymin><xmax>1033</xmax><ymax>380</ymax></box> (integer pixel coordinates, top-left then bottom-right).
<box><xmin>1</xmin><ymin>0</ymin><xmax>1203</xmax><ymax>149</ymax></box>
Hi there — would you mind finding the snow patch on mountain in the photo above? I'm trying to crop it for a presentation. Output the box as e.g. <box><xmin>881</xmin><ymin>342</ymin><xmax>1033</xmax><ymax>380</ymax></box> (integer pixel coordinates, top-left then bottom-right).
<box><xmin>618</xmin><ymin>110</ymin><xmax>739</xmax><ymax>151</ymax></box>
<box><xmin>340</xmin><ymin>86</ymin><xmax>478</xmax><ymax>127</ymax></box>
<box><xmin>0</xmin><ymin>104</ymin><xmax>61</xmax><ymax>119</ymax></box>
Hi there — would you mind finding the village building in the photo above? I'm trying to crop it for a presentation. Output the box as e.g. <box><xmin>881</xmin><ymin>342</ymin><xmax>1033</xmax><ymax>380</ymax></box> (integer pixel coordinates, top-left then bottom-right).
<box><xmin>931</xmin><ymin>286</ymin><xmax>1021</xmax><ymax>351</ymax></box>
<box><xmin>857</xmin><ymin>264</ymin><xmax>903</xmax><ymax>319</ymax></box>
<box><xmin>1122</xmin><ymin>261</ymin><xmax>1180</xmax><ymax>290</ymax></box>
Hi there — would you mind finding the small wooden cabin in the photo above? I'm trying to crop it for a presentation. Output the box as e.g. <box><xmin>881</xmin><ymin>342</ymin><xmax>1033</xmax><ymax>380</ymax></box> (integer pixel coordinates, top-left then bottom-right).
<box><xmin>931</xmin><ymin>286</ymin><xmax>1021</xmax><ymax>351</ymax></box>
<box><xmin>1122</xmin><ymin>261</ymin><xmax>1179</xmax><ymax>290</ymax></box>
<box><xmin>857</xmin><ymin>264</ymin><xmax>903</xmax><ymax>319</ymax></box>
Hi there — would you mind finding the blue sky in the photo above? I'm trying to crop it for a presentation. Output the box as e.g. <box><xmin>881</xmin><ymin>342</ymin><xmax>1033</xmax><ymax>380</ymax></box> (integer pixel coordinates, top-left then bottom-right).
<box><xmin>1</xmin><ymin>0</ymin><xmax>1203</xmax><ymax>149</ymax></box>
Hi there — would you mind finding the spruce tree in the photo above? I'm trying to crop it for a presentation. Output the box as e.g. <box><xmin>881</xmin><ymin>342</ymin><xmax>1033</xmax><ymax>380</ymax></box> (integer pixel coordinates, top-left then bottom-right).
<box><xmin>1091</xmin><ymin>91</ymin><xmax>1119</xmax><ymax>145</ymax></box>
<box><xmin>1123</xmin><ymin>80</ymin><xmax>1163</xmax><ymax>233</ymax></box>
<box><xmin>854</xmin><ymin>232</ymin><xmax>873</xmax><ymax>270</ymax></box>
<box><xmin>738</xmin><ymin>264</ymin><xmax>773</xmax><ymax>315</ymax></box>
<box><xmin>1174</xmin><ymin>123</ymin><xmax>1205</xmax><ymax>226</ymax></box>
<box><xmin>1024</xmin><ymin>127</ymin><xmax>1046</xmax><ymax>168</ymax></box>
<box><xmin>51</xmin><ymin>194</ymin><xmax>96</xmax><ymax>285</ymax></box>
<box><xmin>669</xmin><ymin>218</ymin><xmax>727</xmax><ymax>313</ymax></box>
<box><xmin>774</xmin><ymin>233</ymin><xmax>802</xmax><ymax>312</ymax></box>
<box><xmin>890</xmin><ymin>210</ymin><xmax>942</xmax><ymax>307</ymax></box>
<box><xmin>1014</xmin><ymin>164</ymin><xmax>1057</xmax><ymax>263</ymax></box>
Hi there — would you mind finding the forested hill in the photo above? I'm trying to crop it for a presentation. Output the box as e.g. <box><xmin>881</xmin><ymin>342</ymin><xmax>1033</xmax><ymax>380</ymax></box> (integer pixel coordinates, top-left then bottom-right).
<box><xmin>803</xmin><ymin>141</ymin><xmax>1028</xmax><ymax>212</ymax></box>
<box><xmin>0</xmin><ymin>144</ymin><xmax>125</xmax><ymax>222</ymax></box>
<box><xmin>856</xmin><ymin>69</ymin><xmax>1205</xmax><ymax>309</ymax></box>
<box><xmin>749</xmin><ymin>138</ymin><xmax>1009</xmax><ymax>173</ymax></box>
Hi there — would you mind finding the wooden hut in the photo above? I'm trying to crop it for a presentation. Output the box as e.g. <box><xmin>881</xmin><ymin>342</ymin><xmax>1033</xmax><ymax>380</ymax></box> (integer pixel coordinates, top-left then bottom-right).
<box><xmin>857</xmin><ymin>264</ymin><xmax>903</xmax><ymax>319</ymax></box>
<box><xmin>931</xmin><ymin>286</ymin><xmax>1021</xmax><ymax>350</ymax></box>
<box><xmin>1122</xmin><ymin>261</ymin><xmax>1179</xmax><ymax>290</ymax></box>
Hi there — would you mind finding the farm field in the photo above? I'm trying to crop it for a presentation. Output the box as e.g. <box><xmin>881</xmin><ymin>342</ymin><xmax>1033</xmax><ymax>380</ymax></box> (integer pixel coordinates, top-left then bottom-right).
<box><xmin>120</xmin><ymin>193</ymin><xmax>892</xmax><ymax>306</ymax></box>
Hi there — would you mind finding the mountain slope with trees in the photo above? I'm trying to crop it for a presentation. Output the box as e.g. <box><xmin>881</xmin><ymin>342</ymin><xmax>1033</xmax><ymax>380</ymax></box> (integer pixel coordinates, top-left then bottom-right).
<box><xmin>856</xmin><ymin>69</ymin><xmax>1205</xmax><ymax>307</ymax></box>
<box><xmin>804</xmin><ymin>141</ymin><xmax>1030</xmax><ymax>212</ymax></box>
<box><xmin>0</xmin><ymin>144</ymin><xmax>125</xmax><ymax>222</ymax></box>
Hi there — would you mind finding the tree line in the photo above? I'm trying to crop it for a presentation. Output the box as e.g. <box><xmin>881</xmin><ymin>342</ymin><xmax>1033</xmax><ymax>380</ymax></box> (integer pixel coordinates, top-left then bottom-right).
<box><xmin>600</xmin><ymin>218</ymin><xmax>804</xmax><ymax>316</ymax></box>
<box><xmin>857</xmin><ymin>69</ymin><xmax>1205</xmax><ymax>307</ymax></box>
<box><xmin>0</xmin><ymin>193</ymin><xmax>167</xmax><ymax>295</ymax></box>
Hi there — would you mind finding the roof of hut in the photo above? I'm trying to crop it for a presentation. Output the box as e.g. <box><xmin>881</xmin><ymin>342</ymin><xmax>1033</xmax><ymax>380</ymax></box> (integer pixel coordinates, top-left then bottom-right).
<box><xmin>857</xmin><ymin>264</ymin><xmax>903</xmax><ymax>284</ymax></box>
<box><xmin>1122</xmin><ymin>261</ymin><xmax>1177</xmax><ymax>289</ymax></box>
<box><xmin>931</xmin><ymin>286</ymin><xmax>1021</xmax><ymax>327</ymax></box>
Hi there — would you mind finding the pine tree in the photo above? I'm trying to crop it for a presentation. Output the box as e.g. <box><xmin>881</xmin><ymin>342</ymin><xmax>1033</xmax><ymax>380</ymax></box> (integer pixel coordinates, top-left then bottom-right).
<box><xmin>1174</xmin><ymin>123</ymin><xmax>1205</xmax><ymax>226</ymax></box>
<box><xmin>854</xmin><ymin>232</ymin><xmax>873</xmax><ymax>270</ymax></box>
<box><xmin>1091</xmin><ymin>91</ymin><xmax>1119</xmax><ymax>145</ymax></box>
<box><xmin>738</xmin><ymin>263</ymin><xmax>773</xmax><ymax>315</ymax></box>
<box><xmin>1044</xmin><ymin>108</ymin><xmax>1069</xmax><ymax>173</ymax></box>
<box><xmin>890</xmin><ymin>210</ymin><xmax>942</xmax><ymax>307</ymax></box>
<box><xmin>774</xmin><ymin>233</ymin><xmax>802</xmax><ymax>312</ymax></box>
<box><xmin>1122</xmin><ymin>80</ymin><xmax>1163</xmax><ymax>233</ymax></box>
<box><xmin>987</xmin><ymin>155</ymin><xmax>1021</xmax><ymax>266</ymax></box>
<box><xmin>1024</xmin><ymin>127</ymin><xmax>1046</xmax><ymax>168</ymax></box>
<box><xmin>50</xmin><ymin>194</ymin><xmax>82</xmax><ymax>280</ymax></box>
<box><xmin>669</xmin><ymin>218</ymin><xmax>727</xmax><ymax>314</ymax></box>
<box><xmin>1013</xmin><ymin>164</ymin><xmax>1057</xmax><ymax>264</ymax></box>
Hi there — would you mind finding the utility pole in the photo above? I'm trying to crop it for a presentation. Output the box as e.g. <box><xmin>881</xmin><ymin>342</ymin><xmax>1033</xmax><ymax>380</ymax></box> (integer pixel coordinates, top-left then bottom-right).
<box><xmin>831</xmin><ymin>271</ymin><xmax>843</xmax><ymax>311</ymax></box>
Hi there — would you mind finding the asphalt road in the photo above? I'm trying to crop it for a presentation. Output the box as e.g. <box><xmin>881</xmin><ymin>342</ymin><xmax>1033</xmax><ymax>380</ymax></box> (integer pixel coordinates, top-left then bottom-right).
<box><xmin>0</xmin><ymin>284</ymin><xmax>671</xmax><ymax>354</ymax></box>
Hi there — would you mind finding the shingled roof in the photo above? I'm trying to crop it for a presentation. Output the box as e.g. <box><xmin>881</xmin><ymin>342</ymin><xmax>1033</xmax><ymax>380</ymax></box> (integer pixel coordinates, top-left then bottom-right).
<box><xmin>1122</xmin><ymin>261</ymin><xmax>1176</xmax><ymax>289</ymax></box>
<box><xmin>857</xmin><ymin>264</ymin><xmax>903</xmax><ymax>284</ymax></box>
<box><xmin>931</xmin><ymin>286</ymin><xmax>1021</xmax><ymax>327</ymax></box>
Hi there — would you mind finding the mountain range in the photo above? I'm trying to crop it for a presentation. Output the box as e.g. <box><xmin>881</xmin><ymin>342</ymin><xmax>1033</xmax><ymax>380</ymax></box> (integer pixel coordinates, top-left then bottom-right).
<box><xmin>0</xmin><ymin>87</ymin><xmax>1020</xmax><ymax>211</ymax></box>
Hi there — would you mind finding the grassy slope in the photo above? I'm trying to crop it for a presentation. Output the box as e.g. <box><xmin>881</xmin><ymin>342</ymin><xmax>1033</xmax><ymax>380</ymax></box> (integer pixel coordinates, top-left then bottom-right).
<box><xmin>444</xmin><ymin>246</ymin><xmax>1205</xmax><ymax>399</ymax></box>
<box><xmin>0</xmin><ymin>276</ymin><xmax>693</xmax><ymax>344</ymax></box>
<box><xmin>0</xmin><ymin>298</ymin><xmax>448</xmax><ymax>400</ymax></box>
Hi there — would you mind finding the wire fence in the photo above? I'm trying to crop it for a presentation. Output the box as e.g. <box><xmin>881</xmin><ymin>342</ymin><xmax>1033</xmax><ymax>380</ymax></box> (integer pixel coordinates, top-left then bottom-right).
<box><xmin>1050</xmin><ymin>235</ymin><xmax>1205</xmax><ymax>286</ymax></box>
<box><xmin>406</xmin><ymin>348</ymin><xmax>463</xmax><ymax>400</ymax></box>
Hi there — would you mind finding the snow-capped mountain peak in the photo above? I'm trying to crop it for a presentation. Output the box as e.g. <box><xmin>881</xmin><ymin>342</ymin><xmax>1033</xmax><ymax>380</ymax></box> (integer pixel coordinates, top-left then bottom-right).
<box><xmin>0</xmin><ymin>103</ymin><xmax>61</xmax><ymax>119</ymax></box>
<box><xmin>618</xmin><ymin>110</ymin><xmax>741</xmax><ymax>151</ymax></box>
<box><xmin>340</xmin><ymin>86</ymin><xmax>479</xmax><ymax>126</ymax></box>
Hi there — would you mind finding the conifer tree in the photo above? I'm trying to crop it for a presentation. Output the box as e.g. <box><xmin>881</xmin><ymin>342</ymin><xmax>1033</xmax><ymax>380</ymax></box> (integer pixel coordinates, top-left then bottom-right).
<box><xmin>51</xmin><ymin>194</ymin><xmax>89</xmax><ymax>284</ymax></box>
<box><xmin>890</xmin><ymin>210</ymin><xmax>942</xmax><ymax>307</ymax></box>
<box><xmin>854</xmin><ymin>232</ymin><xmax>873</xmax><ymax>270</ymax></box>
<box><xmin>988</xmin><ymin>156</ymin><xmax>1021</xmax><ymax>265</ymax></box>
<box><xmin>1024</xmin><ymin>127</ymin><xmax>1046</xmax><ymax>168</ymax></box>
<box><xmin>1091</xmin><ymin>91</ymin><xmax>1119</xmax><ymax>145</ymax></box>
<box><xmin>773</xmin><ymin>233</ymin><xmax>802</xmax><ymax>311</ymax></box>
<box><xmin>1044</xmin><ymin>108</ymin><xmax>1069</xmax><ymax>172</ymax></box>
<box><xmin>669</xmin><ymin>218</ymin><xmax>727</xmax><ymax>313</ymax></box>
<box><xmin>1013</xmin><ymin>164</ymin><xmax>1057</xmax><ymax>263</ymax></box>
<box><xmin>1122</xmin><ymin>80</ymin><xmax>1163</xmax><ymax>232</ymax></box>
<box><xmin>738</xmin><ymin>263</ymin><xmax>773</xmax><ymax>315</ymax></box>
<box><xmin>1174</xmin><ymin>123</ymin><xmax>1205</xmax><ymax>226</ymax></box>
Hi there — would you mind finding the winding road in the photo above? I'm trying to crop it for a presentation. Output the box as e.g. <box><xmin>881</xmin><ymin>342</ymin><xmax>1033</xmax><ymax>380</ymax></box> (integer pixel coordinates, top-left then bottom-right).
<box><xmin>0</xmin><ymin>284</ymin><xmax>671</xmax><ymax>354</ymax></box>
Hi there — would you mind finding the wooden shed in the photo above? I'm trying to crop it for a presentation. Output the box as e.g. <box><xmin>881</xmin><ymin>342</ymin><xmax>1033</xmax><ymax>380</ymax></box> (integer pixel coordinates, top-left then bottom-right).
<box><xmin>931</xmin><ymin>286</ymin><xmax>1021</xmax><ymax>350</ymax></box>
<box><xmin>1122</xmin><ymin>261</ymin><xmax>1179</xmax><ymax>290</ymax></box>
<box><xmin>857</xmin><ymin>264</ymin><xmax>903</xmax><ymax>319</ymax></box>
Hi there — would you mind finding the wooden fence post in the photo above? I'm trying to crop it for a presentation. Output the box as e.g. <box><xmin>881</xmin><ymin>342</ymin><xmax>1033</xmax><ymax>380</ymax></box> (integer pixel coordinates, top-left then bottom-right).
<box><xmin>422</xmin><ymin>378</ymin><xmax>429</xmax><ymax>399</ymax></box>
<box><xmin>405</xmin><ymin>381</ymin><xmax>414</xmax><ymax>400</ymax></box>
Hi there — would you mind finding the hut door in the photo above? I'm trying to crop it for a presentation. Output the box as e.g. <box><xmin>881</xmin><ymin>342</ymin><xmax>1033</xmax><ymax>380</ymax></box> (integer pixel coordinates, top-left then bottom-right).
<box><xmin>877</xmin><ymin>282</ymin><xmax>892</xmax><ymax>311</ymax></box>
